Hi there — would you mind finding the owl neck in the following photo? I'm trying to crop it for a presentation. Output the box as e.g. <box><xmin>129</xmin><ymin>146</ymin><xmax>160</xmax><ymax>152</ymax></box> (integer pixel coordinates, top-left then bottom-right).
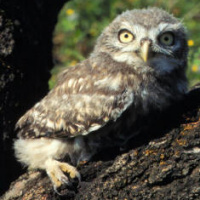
<box><xmin>135</xmin><ymin>69</ymin><xmax>187</xmax><ymax>113</ymax></box>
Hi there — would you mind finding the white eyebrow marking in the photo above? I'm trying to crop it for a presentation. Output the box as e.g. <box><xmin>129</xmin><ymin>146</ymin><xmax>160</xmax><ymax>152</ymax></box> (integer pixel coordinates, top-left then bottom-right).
<box><xmin>158</xmin><ymin>23</ymin><xmax>182</xmax><ymax>32</ymax></box>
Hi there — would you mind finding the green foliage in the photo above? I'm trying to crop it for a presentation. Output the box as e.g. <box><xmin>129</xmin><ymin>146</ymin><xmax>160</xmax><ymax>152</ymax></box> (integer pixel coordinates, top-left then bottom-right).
<box><xmin>188</xmin><ymin>46</ymin><xmax>200</xmax><ymax>86</ymax></box>
<box><xmin>50</xmin><ymin>0</ymin><xmax>200</xmax><ymax>89</ymax></box>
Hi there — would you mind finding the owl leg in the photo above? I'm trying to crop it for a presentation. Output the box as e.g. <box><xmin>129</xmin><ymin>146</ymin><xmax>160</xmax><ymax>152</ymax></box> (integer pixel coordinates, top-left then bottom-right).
<box><xmin>45</xmin><ymin>159</ymin><xmax>81</xmax><ymax>193</ymax></box>
<box><xmin>14</xmin><ymin>138</ymin><xmax>81</xmax><ymax>194</ymax></box>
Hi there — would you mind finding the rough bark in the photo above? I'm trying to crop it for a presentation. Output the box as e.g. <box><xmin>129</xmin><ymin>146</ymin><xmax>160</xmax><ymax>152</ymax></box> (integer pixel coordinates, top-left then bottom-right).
<box><xmin>1</xmin><ymin>88</ymin><xmax>200</xmax><ymax>200</ymax></box>
<box><xmin>0</xmin><ymin>0</ymin><xmax>67</xmax><ymax>195</ymax></box>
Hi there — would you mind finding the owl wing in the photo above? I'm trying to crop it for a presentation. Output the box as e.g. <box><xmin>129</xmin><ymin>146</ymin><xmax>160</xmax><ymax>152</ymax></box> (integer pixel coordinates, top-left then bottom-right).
<box><xmin>16</xmin><ymin>59</ymin><xmax>134</xmax><ymax>139</ymax></box>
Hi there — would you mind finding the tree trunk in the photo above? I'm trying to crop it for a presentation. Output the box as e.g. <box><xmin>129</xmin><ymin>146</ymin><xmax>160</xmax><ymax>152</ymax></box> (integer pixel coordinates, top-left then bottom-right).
<box><xmin>1</xmin><ymin>1</ymin><xmax>200</xmax><ymax>200</ymax></box>
<box><xmin>0</xmin><ymin>0</ymin><xmax>67</xmax><ymax>195</ymax></box>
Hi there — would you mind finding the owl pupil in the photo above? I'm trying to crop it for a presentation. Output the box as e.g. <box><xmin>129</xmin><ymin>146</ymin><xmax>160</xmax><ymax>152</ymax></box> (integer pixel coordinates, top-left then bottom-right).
<box><xmin>164</xmin><ymin>37</ymin><xmax>169</xmax><ymax>41</ymax></box>
<box><xmin>124</xmin><ymin>34</ymin><xmax>129</xmax><ymax>38</ymax></box>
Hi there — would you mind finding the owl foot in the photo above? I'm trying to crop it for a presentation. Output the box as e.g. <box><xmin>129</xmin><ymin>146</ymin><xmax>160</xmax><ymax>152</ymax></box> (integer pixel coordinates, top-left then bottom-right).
<box><xmin>45</xmin><ymin>159</ymin><xmax>81</xmax><ymax>194</ymax></box>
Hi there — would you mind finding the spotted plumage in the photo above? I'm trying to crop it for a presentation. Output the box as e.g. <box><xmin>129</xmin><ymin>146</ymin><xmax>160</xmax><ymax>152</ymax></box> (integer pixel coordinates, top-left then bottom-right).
<box><xmin>14</xmin><ymin>7</ymin><xmax>188</xmax><ymax>193</ymax></box>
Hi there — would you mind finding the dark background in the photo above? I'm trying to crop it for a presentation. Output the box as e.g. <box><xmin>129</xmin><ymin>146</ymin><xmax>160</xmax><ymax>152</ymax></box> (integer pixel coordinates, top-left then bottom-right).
<box><xmin>0</xmin><ymin>0</ymin><xmax>68</xmax><ymax>194</ymax></box>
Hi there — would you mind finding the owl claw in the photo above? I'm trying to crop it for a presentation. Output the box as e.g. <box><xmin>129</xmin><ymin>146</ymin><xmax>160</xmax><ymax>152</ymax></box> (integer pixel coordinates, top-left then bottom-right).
<box><xmin>61</xmin><ymin>176</ymin><xmax>70</xmax><ymax>185</ymax></box>
<box><xmin>45</xmin><ymin>159</ymin><xmax>81</xmax><ymax>194</ymax></box>
<box><xmin>53</xmin><ymin>185</ymin><xmax>64</xmax><ymax>196</ymax></box>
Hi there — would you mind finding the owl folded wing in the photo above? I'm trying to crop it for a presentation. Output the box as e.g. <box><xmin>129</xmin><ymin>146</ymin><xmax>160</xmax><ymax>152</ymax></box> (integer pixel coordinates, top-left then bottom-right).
<box><xmin>16</xmin><ymin>61</ymin><xmax>134</xmax><ymax>139</ymax></box>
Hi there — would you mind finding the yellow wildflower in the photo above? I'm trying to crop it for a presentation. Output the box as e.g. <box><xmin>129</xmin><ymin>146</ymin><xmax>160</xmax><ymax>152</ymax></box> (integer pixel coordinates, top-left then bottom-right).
<box><xmin>188</xmin><ymin>40</ymin><xmax>194</xmax><ymax>47</ymax></box>
<box><xmin>66</xmin><ymin>9</ymin><xmax>74</xmax><ymax>16</ymax></box>
<box><xmin>192</xmin><ymin>65</ymin><xmax>198</xmax><ymax>72</ymax></box>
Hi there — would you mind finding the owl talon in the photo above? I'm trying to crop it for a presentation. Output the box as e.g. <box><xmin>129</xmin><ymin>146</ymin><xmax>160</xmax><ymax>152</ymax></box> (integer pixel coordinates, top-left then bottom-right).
<box><xmin>45</xmin><ymin>159</ymin><xmax>81</xmax><ymax>194</ymax></box>
<box><xmin>61</xmin><ymin>176</ymin><xmax>71</xmax><ymax>185</ymax></box>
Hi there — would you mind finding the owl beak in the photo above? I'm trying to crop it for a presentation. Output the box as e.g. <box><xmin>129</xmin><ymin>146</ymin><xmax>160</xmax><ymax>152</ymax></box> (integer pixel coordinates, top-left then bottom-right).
<box><xmin>140</xmin><ymin>39</ymin><xmax>152</xmax><ymax>62</ymax></box>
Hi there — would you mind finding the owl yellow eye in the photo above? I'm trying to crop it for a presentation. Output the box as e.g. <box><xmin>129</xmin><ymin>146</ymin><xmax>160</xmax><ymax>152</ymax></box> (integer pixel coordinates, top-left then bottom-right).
<box><xmin>159</xmin><ymin>32</ymin><xmax>174</xmax><ymax>46</ymax></box>
<box><xmin>118</xmin><ymin>29</ymin><xmax>134</xmax><ymax>43</ymax></box>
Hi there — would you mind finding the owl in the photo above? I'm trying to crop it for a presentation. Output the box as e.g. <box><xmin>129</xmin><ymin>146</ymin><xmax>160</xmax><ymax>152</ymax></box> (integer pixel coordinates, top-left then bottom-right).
<box><xmin>14</xmin><ymin>7</ymin><xmax>188</xmax><ymax>193</ymax></box>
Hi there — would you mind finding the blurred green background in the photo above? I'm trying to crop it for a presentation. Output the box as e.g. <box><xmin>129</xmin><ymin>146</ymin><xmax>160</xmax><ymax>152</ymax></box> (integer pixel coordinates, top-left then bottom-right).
<box><xmin>50</xmin><ymin>0</ymin><xmax>200</xmax><ymax>89</ymax></box>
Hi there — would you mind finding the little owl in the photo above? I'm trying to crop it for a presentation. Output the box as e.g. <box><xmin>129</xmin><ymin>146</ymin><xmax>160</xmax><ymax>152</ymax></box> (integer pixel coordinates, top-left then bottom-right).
<box><xmin>14</xmin><ymin>7</ymin><xmax>188</xmax><ymax>193</ymax></box>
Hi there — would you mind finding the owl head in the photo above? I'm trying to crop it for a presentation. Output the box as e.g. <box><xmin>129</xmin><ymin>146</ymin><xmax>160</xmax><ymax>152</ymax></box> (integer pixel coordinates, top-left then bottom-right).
<box><xmin>92</xmin><ymin>7</ymin><xmax>188</xmax><ymax>76</ymax></box>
